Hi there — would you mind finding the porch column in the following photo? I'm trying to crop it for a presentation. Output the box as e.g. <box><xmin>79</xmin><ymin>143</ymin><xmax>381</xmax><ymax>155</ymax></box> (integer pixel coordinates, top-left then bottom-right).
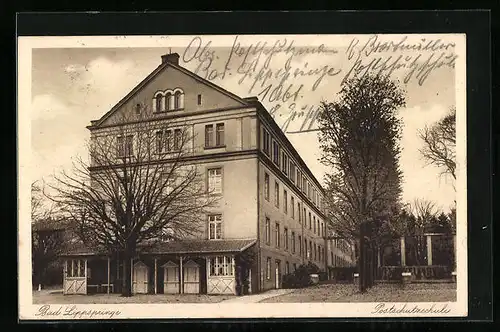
<box><xmin>107</xmin><ymin>257</ymin><xmax>110</xmax><ymax>294</ymax></box>
<box><xmin>400</xmin><ymin>237</ymin><xmax>406</xmax><ymax>266</ymax></box>
<box><xmin>377</xmin><ymin>247</ymin><xmax>381</xmax><ymax>267</ymax></box>
<box><xmin>63</xmin><ymin>260</ymin><xmax>67</xmax><ymax>294</ymax></box>
<box><xmin>249</xmin><ymin>269</ymin><xmax>252</xmax><ymax>294</ymax></box>
<box><xmin>130</xmin><ymin>258</ymin><xmax>133</xmax><ymax>294</ymax></box>
<box><xmin>426</xmin><ymin>235</ymin><xmax>433</xmax><ymax>266</ymax></box>
<box><xmin>154</xmin><ymin>258</ymin><xmax>158</xmax><ymax>294</ymax></box>
<box><xmin>179</xmin><ymin>256</ymin><xmax>184</xmax><ymax>294</ymax></box>
<box><xmin>84</xmin><ymin>259</ymin><xmax>88</xmax><ymax>295</ymax></box>
<box><xmin>453</xmin><ymin>234</ymin><xmax>457</xmax><ymax>270</ymax></box>
<box><xmin>231</xmin><ymin>256</ymin><xmax>236</xmax><ymax>294</ymax></box>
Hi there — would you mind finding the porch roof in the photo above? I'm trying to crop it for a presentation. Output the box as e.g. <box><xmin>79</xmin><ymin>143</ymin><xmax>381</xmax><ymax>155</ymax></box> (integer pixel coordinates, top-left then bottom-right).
<box><xmin>146</xmin><ymin>239</ymin><xmax>257</xmax><ymax>255</ymax></box>
<box><xmin>60</xmin><ymin>238</ymin><xmax>257</xmax><ymax>257</ymax></box>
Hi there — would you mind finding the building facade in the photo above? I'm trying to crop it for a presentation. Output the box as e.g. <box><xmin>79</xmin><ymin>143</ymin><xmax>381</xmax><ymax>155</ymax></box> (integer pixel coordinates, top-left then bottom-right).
<box><xmin>61</xmin><ymin>53</ymin><xmax>353</xmax><ymax>296</ymax></box>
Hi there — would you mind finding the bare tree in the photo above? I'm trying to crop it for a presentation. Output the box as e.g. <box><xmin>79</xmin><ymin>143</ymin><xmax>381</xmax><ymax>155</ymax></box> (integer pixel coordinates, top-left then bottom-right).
<box><xmin>48</xmin><ymin>106</ymin><xmax>218</xmax><ymax>296</ymax></box>
<box><xmin>419</xmin><ymin>108</ymin><xmax>456</xmax><ymax>181</ymax></box>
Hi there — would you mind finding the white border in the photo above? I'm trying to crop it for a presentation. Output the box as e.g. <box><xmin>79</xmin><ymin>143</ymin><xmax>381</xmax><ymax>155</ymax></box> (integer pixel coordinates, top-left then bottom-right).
<box><xmin>18</xmin><ymin>34</ymin><xmax>467</xmax><ymax>320</ymax></box>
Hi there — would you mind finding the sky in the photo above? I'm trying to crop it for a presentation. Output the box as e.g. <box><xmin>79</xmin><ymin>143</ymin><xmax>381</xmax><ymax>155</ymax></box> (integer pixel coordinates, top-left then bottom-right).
<box><xmin>31</xmin><ymin>35</ymin><xmax>458</xmax><ymax>212</ymax></box>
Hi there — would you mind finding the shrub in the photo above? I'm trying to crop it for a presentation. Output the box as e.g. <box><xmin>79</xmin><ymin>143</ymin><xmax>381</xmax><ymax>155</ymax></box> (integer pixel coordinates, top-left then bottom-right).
<box><xmin>282</xmin><ymin>262</ymin><xmax>321</xmax><ymax>288</ymax></box>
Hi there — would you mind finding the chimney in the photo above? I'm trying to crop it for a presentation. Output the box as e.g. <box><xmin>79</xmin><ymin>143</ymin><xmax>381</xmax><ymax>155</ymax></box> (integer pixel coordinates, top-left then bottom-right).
<box><xmin>161</xmin><ymin>53</ymin><xmax>180</xmax><ymax>65</ymax></box>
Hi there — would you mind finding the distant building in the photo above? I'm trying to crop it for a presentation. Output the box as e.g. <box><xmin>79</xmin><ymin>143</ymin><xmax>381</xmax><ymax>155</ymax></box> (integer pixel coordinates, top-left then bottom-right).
<box><xmin>60</xmin><ymin>53</ymin><xmax>354</xmax><ymax>295</ymax></box>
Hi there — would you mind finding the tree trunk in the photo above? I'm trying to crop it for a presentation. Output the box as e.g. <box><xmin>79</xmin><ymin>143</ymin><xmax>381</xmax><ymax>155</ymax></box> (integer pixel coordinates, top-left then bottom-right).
<box><xmin>121</xmin><ymin>250</ymin><xmax>133</xmax><ymax>297</ymax></box>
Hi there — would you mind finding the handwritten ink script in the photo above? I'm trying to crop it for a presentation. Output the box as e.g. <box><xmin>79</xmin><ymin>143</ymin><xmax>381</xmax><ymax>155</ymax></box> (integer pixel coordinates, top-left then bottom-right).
<box><xmin>35</xmin><ymin>304</ymin><xmax>121</xmax><ymax>319</ymax></box>
<box><xmin>372</xmin><ymin>303</ymin><xmax>452</xmax><ymax>315</ymax></box>
<box><xmin>344</xmin><ymin>35</ymin><xmax>457</xmax><ymax>86</ymax></box>
<box><xmin>180</xmin><ymin>35</ymin><xmax>458</xmax><ymax>133</ymax></box>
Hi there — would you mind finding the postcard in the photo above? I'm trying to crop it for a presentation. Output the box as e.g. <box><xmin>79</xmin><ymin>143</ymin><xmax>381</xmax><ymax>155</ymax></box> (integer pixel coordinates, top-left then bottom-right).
<box><xmin>18</xmin><ymin>33</ymin><xmax>467</xmax><ymax>320</ymax></box>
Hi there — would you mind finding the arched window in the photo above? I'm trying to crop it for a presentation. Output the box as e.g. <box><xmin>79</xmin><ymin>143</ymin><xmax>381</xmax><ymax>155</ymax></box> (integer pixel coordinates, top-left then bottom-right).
<box><xmin>174</xmin><ymin>90</ymin><xmax>184</xmax><ymax>109</ymax></box>
<box><xmin>165</xmin><ymin>92</ymin><xmax>173</xmax><ymax>111</ymax></box>
<box><xmin>154</xmin><ymin>94</ymin><xmax>163</xmax><ymax>112</ymax></box>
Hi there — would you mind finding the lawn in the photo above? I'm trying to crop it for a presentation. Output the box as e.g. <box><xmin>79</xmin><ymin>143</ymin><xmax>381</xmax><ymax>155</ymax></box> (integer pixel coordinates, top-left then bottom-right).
<box><xmin>260</xmin><ymin>282</ymin><xmax>457</xmax><ymax>303</ymax></box>
<box><xmin>33</xmin><ymin>290</ymin><xmax>235</xmax><ymax>304</ymax></box>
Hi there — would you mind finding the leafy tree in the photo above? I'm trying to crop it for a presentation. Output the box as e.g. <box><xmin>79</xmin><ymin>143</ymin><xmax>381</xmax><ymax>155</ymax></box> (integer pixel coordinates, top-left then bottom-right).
<box><xmin>31</xmin><ymin>181</ymin><xmax>64</xmax><ymax>288</ymax></box>
<box><xmin>317</xmin><ymin>73</ymin><xmax>405</xmax><ymax>291</ymax></box>
<box><xmin>317</xmin><ymin>74</ymin><xmax>405</xmax><ymax>243</ymax></box>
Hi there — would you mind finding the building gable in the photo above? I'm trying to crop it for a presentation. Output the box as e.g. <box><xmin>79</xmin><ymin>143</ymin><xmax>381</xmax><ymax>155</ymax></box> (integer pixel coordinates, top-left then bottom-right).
<box><xmin>90</xmin><ymin>55</ymin><xmax>249</xmax><ymax>128</ymax></box>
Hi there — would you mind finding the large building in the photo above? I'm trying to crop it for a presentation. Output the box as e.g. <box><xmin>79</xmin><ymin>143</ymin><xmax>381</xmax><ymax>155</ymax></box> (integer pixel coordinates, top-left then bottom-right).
<box><xmin>60</xmin><ymin>53</ymin><xmax>354</xmax><ymax>296</ymax></box>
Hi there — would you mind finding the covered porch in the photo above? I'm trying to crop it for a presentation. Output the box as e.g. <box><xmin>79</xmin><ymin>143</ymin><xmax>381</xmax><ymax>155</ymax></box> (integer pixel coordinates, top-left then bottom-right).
<box><xmin>61</xmin><ymin>239</ymin><xmax>257</xmax><ymax>296</ymax></box>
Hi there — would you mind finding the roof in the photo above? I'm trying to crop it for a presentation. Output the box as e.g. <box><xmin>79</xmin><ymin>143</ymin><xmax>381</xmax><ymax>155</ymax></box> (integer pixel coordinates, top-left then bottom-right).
<box><xmin>60</xmin><ymin>238</ymin><xmax>257</xmax><ymax>257</ymax></box>
<box><xmin>88</xmin><ymin>56</ymin><xmax>249</xmax><ymax>129</ymax></box>
<box><xmin>147</xmin><ymin>239</ymin><xmax>257</xmax><ymax>255</ymax></box>
<box><xmin>32</xmin><ymin>218</ymin><xmax>68</xmax><ymax>232</ymax></box>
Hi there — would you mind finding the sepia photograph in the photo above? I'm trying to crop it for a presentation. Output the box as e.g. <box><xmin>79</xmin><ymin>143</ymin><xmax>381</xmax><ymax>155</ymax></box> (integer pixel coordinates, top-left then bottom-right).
<box><xmin>18</xmin><ymin>33</ymin><xmax>467</xmax><ymax>319</ymax></box>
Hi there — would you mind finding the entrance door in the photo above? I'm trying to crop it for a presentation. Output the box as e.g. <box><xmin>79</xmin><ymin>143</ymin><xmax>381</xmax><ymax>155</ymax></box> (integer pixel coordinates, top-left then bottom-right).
<box><xmin>162</xmin><ymin>261</ymin><xmax>180</xmax><ymax>294</ymax></box>
<box><xmin>183</xmin><ymin>260</ymin><xmax>200</xmax><ymax>294</ymax></box>
<box><xmin>63</xmin><ymin>259</ymin><xmax>87</xmax><ymax>295</ymax></box>
<box><xmin>132</xmin><ymin>261</ymin><xmax>149</xmax><ymax>294</ymax></box>
<box><xmin>275</xmin><ymin>260</ymin><xmax>281</xmax><ymax>289</ymax></box>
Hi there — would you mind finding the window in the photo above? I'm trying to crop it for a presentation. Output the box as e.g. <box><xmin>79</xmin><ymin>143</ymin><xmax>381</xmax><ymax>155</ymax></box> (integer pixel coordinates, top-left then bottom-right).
<box><xmin>264</xmin><ymin>173</ymin><xmax>270</xmax><ymax>201</ymax></box>
<box><xmin>298</xmin><ymin>203</ymin><xmax>301</xmax><ymax>224</ymax></box>
<box><xmin>296</xmin><ymin>170</ymin><xmax>301</xmax><ymax>188</ymax></box>
<box><xmin>135</xmin><ymin>103</ymin><xmax>141</xmax><ymax>115</ymax></box>
<box><xmin>281</xmin><ymin>151</ymin><xmax>287</xmax><ymax>174</ymax></box>
<box><xmin>155</xmin><ymin>94</ymin><xmax>163</xmax><ymax>112</ymax></box>
<box><xmin>274</xmin><ymin>182</ymin><xmax>280</xmax><ymax>208</ymax></box>
<box><xmin>298</xmin><ymin>235</ymin><xmax>302</xmax><ymax>255</ymax></box>
<box><xmin>156</xmin><ymin>131</ymin><xmax>164</xmax><ymax>154</ymax></box>
<box><xmin>208</xmin><ymin>214</ymin><xmax>222</xmax><ymax>239</ymax></box>
<box><xmin>314</xmin><ymin>244</ymin><xmax>317</xmax><ymax>261</ymax></box>
<box><xmin>205</xmin><ymin>123</ymin><xmax>225</xmax><ymax>148</ymax></box>
<box><xmin>304</xmin><ymin>208</ymin><xmax>307</xmax><ymax>226</ymax></box>
<box><xmin>117</xmin><ymin>135</ymin><xmax>133</xmax><ymax>157</ymax></box>
<box><xmin>266</xmin><ymin>258</ymin><xmax>271</xmax><ymax>279</ymax></box>
<box><xmin>320</xmin><ymin>222</ymin><xmax>323</xmax><ymax>237</ymax></box>
<box><xmin>284</xmin><ymin>227</ymin><xmax>288</xmax><ymax>250</ymax></box>
<box><xmin>173</xmin><ymin>129</ymin><xmax>182</xmax><ymax>151</ymax></box>
<box><xmin>209</xmin><ymin>256</ymin><xmax>234</xmax><ymax>276</ymax></box>
<box><xmin>302</xmin><ymin>176</ymin><xmax>307</xmax><ymax>193</ymax></box>
<box><xmin>309</xmin><ymin>241</ymin><xmax>312</xmax><ymax>260</ymax></box>
<box><xmin>208</xmin><ymin>168</ymin><xmax>222</xmax><ymax>194</ymax></box>
<box><xmin>331</xmin><ymin>252</ymin><xmax>334</xmax><ymax>266</ymax></box>
<box><xmin>65</xmin><ymin>259</ymin><xmax>86</xmax><ymax>278</ymax></box>
<box><xmin>263</xmin><ymin>129</ymin><xmax>270</xmax><ymax>156</ymax></box>
<box><xmin>291</xmin><ymin>196</ymin><xmax>295</xmax><ymax>219</ymax></box>
<box><xmin>265</xmin><ymin>217</ymin><xmax>270</xmax><ymax>245</ymax></box>
<box><xmin>174</xmin><ymin>91</ymin><xmax>184</xmax><ymax>109</ymax></box>
<box><xmin>165</xmin><ymin>92</ymin><xmax>172</xmax><ymax>110</ymax></box>
<box><xmin>275</xmin><ymin>223</ymin><xmax>280</xmax><ymax>248</ymax></box>
<box><xmin>309</xmin><ymin>212</ymin><xmax>312</xmax><ymax>230</ymax></box>
<box><xmin>205</xmin><ymin>125</ymin><xmax>214</xmax><ymax>147</ymax></box>
<box><xmin>272</xmin><ymin>140</ymin><xmax>280</xmax><ymax>165</ymax></box>
<box><xmin>313</xmin><ymin>216</ymin><xmax>316</xmax><ymax>234</ymax></box>
<box><xmin>197</xmin><ymin>94</ymin><xmax>202</xmax><ymax>105</ymax></box>
<box><xmin>285</xmin><ymin>262</ymin><xmax>290</xmax><ymax>275</ymax></box>
<box><xmin>283</xmin><ymin>190</ymin><xmax>288</xmax><ymax>214</ymax></box>
<box><xmin>290</xmin><ymin>162</ymin><xmax>296</xmax><ymax>184</ymax></box>
<box><xmin>304</xmin><ymin>238</ymin><xmax>308</xmax><ymax>258</ymax></box>
<box><xmin>216</xmin><ymin>123</ymin><xmax>225</xmax><ymax>146</ymax></box>
<box><xmin>291</xmin><ymin>232</ymin><xmax>296</xmax><ymax>253</ymax></box>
